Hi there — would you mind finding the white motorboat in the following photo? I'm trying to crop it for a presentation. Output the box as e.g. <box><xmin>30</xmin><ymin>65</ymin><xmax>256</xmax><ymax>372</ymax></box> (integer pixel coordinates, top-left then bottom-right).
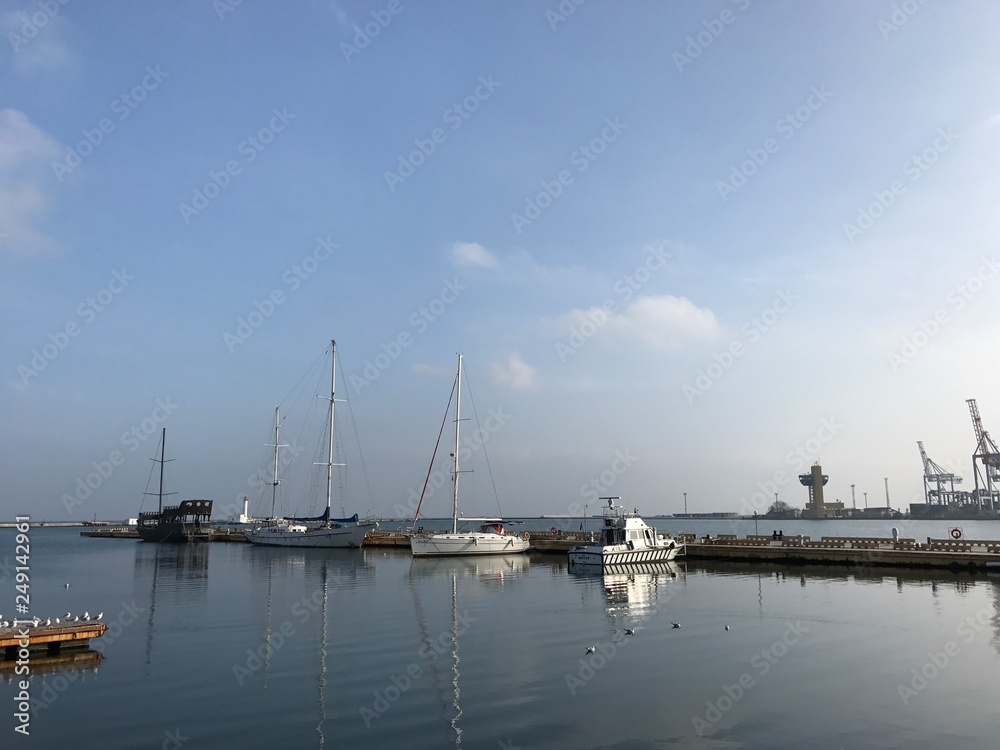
<box><xmin>568</xmin><ymin>497</ymin><xmax>682</xmax><ymax>566</ymax></box>
<box><xmin>245</xmin><ymin>340</ymin><xmax>376</xmax><ymax>550</ymax></box>
<box><xmin>409</xmin><ymin>354</ymin><xmax>529</xmax><ymax>557</ymax></box>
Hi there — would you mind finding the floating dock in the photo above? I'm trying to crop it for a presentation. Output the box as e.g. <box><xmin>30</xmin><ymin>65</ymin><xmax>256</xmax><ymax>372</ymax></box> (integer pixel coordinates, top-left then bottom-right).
<box><xmin>1</xmin><ymin>622</ymin><xmax>107</xmax><ymax>658</ymax></box>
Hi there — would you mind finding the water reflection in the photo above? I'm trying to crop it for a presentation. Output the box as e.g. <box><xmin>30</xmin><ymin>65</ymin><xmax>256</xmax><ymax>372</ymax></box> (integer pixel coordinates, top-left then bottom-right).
<box><xmin>405</xmin><ymin>556</ymin><xmax>530</xmax><ymax>749</ymax></box>
<box><xmin>0</xmin><ymin>649</ymin><xmax>104</xmax><ymax>683</ymax></box>
<box><xmin>568</xmin><ymin>561</ymin><xmax>681</xmax><ymax>627</ymax></box>
<box><xmin>134</xmin><ymin>543</ymin><xmax>210</xmax><ymax>665</ymax></box>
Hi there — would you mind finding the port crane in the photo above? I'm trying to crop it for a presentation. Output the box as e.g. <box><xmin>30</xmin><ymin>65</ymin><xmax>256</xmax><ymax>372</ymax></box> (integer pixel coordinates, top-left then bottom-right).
<box><xmin>916</xmin><ymin>440</ymin><xmax>963</xmax><ymax>505</ymax></box>
<box><xmin>966</xmin><ymin>398</ymin><xmax>1000</xmax><ymax>511</ymax></box>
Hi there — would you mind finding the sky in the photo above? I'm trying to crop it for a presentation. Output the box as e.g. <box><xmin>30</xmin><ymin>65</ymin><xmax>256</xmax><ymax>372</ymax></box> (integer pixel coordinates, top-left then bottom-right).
<box><xmin>2</xmin><ymin>0</ymin><xmax>1000</xmax><ymax>523</ymax></box>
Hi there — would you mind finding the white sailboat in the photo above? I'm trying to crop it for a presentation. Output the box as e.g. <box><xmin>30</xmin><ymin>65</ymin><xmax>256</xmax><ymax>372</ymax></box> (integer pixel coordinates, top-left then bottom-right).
<box><xmin>409</xmin><ymin>354</ymin><xmax>529</xmax><ymax>557</ymax></box>
<box><xmin>245</xmin><ymin>340</ymin><xmax>375</xmax><ymax>549</ymax></box>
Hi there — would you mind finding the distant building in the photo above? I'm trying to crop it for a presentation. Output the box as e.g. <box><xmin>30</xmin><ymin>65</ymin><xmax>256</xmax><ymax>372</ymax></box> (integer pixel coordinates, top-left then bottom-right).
<box><xmin>799</xmin><ymin>462</ymin><xmax>844</xmax><ymax>519</ymax></box>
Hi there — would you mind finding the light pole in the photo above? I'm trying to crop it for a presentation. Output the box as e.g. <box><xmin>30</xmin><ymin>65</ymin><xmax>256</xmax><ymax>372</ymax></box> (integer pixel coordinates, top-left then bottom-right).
<box><xmin>683</xmin><ymin>492</ymin><xmax>687</xmax><ymax>515</ymax></box>
<box><xmin>884</xmin><ymin>477</ymin><xmax>890</xmax><ymax>509</ymax></box>
<box><xmin>851</xmin><ymin>484</ymin><xmax>856</xmax><ymax>510</ymax></box>
<box><xmin>753</xmin><ymin>510</ymin><xmax>758</xmax><ymax>535</ymax></box>
<box><xmin>863</xmin><ymin>492</ymin><xmax>868</xmax><ymax>509</ymax></box>
<box><xmin>584</xmin><ymin>504</ymin><xmax>588</xmax><ymax>532</ymax></box>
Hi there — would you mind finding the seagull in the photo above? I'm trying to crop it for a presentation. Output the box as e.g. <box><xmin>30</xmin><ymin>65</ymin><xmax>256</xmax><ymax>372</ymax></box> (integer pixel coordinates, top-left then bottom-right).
<box><xmin>82</xmin><ymin>612</ymin><xmax>90</xmax><ymax>621</ymax></box>
<box><xmin>585</xmin><ymin>646</ymin><xmax>596</xmax><ymax>654</ymax></box>
<box><xmin>725</xmin><ymin>625</ymin><xmax>730</xmax><ymax>631</ymax></box>
<box><xmin>54</xmin><ymin>617</ymin><xmax>60</xmax><ymax>624</ymax></box>
<box><xmin>95</xmin><ymin>612</ymin><xmax>103</xmax><ymax>621</ymax></box>
<box><xmin>64</xmin><ymin>612</ymin><xmax>71</xmax><ymax>619</ymax></box>
<box><xmin>64</xmin><ymin>583</ymin><xmax>70</xmax><ymax>588</ymax></box>
<box><xmin>624</xmin><ymin>628</ymin><xmax>635</xmax><ymax>635</ymax></box>
<box><xmin>45</xmin><ymin>618</ymin><xmax>52</xmax><ymax>626</ymax></box>
<box><xmin>671</xmin><ymin>622</ymin><xmax>681</xmax><ymax>629</ymax></box>
<box><xmin>72</xmin><ymin>616</ymin><xmax>80</xmax><ymax>622</ymax></box>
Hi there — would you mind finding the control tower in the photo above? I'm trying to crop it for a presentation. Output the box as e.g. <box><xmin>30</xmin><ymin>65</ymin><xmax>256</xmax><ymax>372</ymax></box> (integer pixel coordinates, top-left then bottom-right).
<box><xmin>799</xmin><ymin>462</ymin><xmax>843</xmax><ymax>518</ymax></box>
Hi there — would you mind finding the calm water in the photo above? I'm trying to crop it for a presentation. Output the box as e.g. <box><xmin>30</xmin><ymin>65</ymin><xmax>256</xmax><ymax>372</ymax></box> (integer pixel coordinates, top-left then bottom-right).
<box><xmin>2</xmin><ymin>524</ymin><xmax>999</xmax><ymax>749</ymax></box>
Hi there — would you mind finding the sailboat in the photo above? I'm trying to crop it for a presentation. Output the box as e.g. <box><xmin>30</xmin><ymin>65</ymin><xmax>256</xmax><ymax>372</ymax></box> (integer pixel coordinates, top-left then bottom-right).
<box><xmin>136</xmin><ymin>429</ymin><xmax>213</xmax><ymax>543</ymax></box>
<box><xmin>245</xmin><ymin>340</ymin><xmax>375</xmax><ymax>549</ymax></box>
<box><xmin>409</xmin><ymin>354</ymin><xmax>529</xmax><ymax>557</ymax></box>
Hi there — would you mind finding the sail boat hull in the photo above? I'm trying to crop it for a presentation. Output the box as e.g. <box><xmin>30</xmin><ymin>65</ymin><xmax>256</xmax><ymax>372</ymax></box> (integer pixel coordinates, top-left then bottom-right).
<box><xmin>410</xmin><ymin>532</ymin><xmax>529</xmax><ymax>557</ymax></box>
<box><xmin>245</xmin><ymin>523</ymin><xmax>371</xmax><ymax>548</ymax></box>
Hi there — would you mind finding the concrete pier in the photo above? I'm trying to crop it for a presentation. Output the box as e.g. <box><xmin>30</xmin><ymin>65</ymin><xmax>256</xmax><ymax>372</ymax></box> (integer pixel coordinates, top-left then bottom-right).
<box><xmin>682</xmin><ymin>534</ymin><xmax>1000</xmax><ymax>571</ymax></box>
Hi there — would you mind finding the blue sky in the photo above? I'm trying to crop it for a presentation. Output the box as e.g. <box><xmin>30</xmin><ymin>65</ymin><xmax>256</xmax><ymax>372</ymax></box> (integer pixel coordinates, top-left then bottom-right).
<box><xmin>2</xmin><ymin>0</ymin><xmax>1000</xmax><ymax>523</ymax></box>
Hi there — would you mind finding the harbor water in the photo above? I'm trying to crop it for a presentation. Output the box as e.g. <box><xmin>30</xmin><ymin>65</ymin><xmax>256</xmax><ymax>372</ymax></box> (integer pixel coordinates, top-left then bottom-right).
<box><xmin>2</xmin><ymin>523</ymin><xmax>999</xmax><ymax>749</ymax></box>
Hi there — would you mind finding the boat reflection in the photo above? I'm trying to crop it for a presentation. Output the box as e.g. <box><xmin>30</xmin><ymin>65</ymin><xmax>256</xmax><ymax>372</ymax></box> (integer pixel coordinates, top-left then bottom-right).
<box><xmin>408</xmin><ymin>554</ymin><xmax>530</xmax><ymax>589</ymax></box>
<box><xmin>569</xmin><ymin>560</ymin><xmax>681</xmax><ymax>620</ymax></box>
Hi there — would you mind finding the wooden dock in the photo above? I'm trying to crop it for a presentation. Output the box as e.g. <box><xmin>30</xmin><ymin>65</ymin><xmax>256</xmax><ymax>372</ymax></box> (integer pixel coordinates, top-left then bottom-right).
<box><xmin>1</xmin><ymin>622</ymin><xmax>107</xmax><ymax>658</ymax></box>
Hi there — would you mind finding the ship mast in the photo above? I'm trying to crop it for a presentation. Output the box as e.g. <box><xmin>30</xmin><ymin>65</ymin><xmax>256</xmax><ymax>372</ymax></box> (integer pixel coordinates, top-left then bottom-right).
<box><xmin>270</xmin><ymin>407</ymin><xmax>282</xmax><ymax>518</ymax></box>
<box><xmin>452</xmin><ymin>354</ymin><xmax>462</xmax><ymax>534</ymax></box>
<box><xmin>326</xmin><ymin>341</ymin><xmax>337</xmax><ymax>523</ymax></box>
<box><xmin>158</xmin><ymin>428</ymin><xmax>165</xmax><ymax>513</ymax></box>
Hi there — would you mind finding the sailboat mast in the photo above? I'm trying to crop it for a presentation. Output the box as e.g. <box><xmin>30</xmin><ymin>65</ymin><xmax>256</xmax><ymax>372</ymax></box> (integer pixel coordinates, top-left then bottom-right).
<box><xmin>158</xmin><ymin>428</ymin><xmax>165</xmax><ymax>513</ymax></box>
<box><xmin>271</xmin><ymin>407</ymin><xmax>280</xmax><ymax>517</ymax></box>
<box><xmin>452</xmin><ymin>354</ymin><xmax>462</xmax><ymax>534</ymax></box>
<box><xmin>326</xmin><ymin>340</ymin><xmax>336</xmax><ymax>521</ymax></box>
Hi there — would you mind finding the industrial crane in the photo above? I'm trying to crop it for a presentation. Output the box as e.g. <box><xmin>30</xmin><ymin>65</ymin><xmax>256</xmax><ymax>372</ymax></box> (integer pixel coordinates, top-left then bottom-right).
<box><xmin>916</xmin><ymin>441</ymin><xmax>962</xmax><ymax>505</ymax></box>
<box><xmin>966</xmin><ymin>398</ymin><xmax>1000</xmax><ymax>511</ymax></box>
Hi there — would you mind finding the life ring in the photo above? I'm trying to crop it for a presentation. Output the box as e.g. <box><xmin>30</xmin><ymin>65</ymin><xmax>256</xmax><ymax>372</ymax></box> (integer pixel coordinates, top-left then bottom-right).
<box><xmin>522</xmin><ymin>531</ymin><xmax>530</xmax><ymax>540</ymax></box>
<box><xmin>950</xmin><ymin>527</ymin><xmax>963</xmax><ymax>540</ymax></box>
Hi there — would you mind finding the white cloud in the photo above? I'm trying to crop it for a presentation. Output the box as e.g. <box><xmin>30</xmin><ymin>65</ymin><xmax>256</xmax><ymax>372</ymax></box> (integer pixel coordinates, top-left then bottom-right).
<box><xmin>2</xmin><ymin>11</ymin><xmax>74</xmax><ymax>73</ymax></box>
<box><xmin>0</xmin><ymin>109</ymin><xmax>63</xmax><ymax>258</ymax></box>
<box><xmin>552</xmin><ymin>295</ymin><xmax>721</xmax><ymax>350</ymax></box>
<box><xmin>451</xmin><ymin>241</ymin><xmax>499</xmax><ymax>269</ymax></box>
<box><xmin>490</xmin><ymin>352</ymin><xmax>538</xmax><ymax>391</ymax></box>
